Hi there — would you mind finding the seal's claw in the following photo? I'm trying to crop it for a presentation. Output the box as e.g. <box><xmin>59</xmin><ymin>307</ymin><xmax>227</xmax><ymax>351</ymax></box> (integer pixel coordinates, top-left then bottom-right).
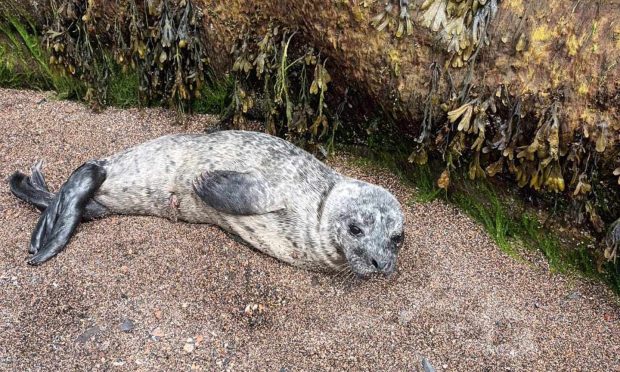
<box><xmin>27</xmin><ymin>254</ymin><xmax>46</xmax><ymax>266</ymax></box>
<box><xmin>29</xmin><ymin>159</ymin><xmax>49</xmax><ymax>192</ymax></box>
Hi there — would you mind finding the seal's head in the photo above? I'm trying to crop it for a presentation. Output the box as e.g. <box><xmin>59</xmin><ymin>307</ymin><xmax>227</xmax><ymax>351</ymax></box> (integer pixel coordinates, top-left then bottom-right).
<box><xmin>324</xmin><ymin>180</ymin><xmax>405</xmax><ymax>277</ymax></box>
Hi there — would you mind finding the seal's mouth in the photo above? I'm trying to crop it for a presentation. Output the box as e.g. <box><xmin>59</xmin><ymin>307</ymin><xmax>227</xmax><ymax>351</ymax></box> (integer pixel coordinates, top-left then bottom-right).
<box><xmin>346</xmin><ymin>252</ymin><xmax>397</xmax><ymax>278</ymax></box>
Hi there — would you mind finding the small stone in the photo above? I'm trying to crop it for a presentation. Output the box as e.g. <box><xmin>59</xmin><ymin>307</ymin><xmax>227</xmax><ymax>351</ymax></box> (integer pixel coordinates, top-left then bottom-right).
<box><xmin>120</xmin><ymin>319</ymin><xmax>135</xmax><ymax>332</ymax></box>
<box><xmin>151</xmin><ymin>327</ymin><xmax>164</xmax><ymax>339</ymax></box>
<box><xmin>398</xmin><ymin>310</ymin><xmax>414</xmax><ymax>325</ymax></box>
<box><xmin>421</xmin><ymin>358</ymin><xmax>435</xmax><ymax>372</ymax></box>
<box><xmin>182</xmin><ymin>302</ymin><xmax>189</xmax><ymax>309</ymax></box>
<box><xmin>154</xmin><ymin>309</ymin><xmax>162</xmax><ymax>320</ymax></box>
<box><xmin>98</xmin><ymin>340</ymin><xmax>111</xmax><ymax>351</ymax></box>
<box><xmin>183</xmin><ymin>341</ymin><xmax>195</xmax><ymax>353</ymax></box>
<box><xmin>76</xmin><ymin>325</ymin><xmax>100</xmax><ymax>343</ymax></box>
<box><xmin>443</xmin><ymin>364</ymin><xmax>448</xmax><ymax>369</ymax></box>
<box><xmin>112</xmin><ymin>359</ymin><xmax>125</xmax><ymax>367</ymax></box>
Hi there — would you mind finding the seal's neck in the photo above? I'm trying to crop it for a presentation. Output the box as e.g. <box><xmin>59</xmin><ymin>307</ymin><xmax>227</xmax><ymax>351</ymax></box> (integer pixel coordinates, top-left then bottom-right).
<box><xmin>317</xmin><ymin>178</ymin><xmax>356</xmax><ymax>254</ymax></box>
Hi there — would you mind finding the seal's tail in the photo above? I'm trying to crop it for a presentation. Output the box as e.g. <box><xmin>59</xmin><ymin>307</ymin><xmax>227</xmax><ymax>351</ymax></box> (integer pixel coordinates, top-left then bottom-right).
<box><xmin>9</xmin><ymin>160</ymin><xmax>54</xmax><ymax>211</ymax></box>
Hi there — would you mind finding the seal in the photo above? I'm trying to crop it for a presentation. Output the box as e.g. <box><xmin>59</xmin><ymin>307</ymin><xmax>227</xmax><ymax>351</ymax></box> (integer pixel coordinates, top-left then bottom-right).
<box><xmin>9</xmin><ymin>130</ymin><xmax>405</xmax><ymax>276</ymax></box>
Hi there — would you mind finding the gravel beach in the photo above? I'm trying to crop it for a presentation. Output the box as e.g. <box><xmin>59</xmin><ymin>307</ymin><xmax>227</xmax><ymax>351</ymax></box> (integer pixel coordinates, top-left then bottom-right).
<box><xmin>0</xmin><ymin>88</ymin><xmax>618</xmax><ymax>371</ymax></box>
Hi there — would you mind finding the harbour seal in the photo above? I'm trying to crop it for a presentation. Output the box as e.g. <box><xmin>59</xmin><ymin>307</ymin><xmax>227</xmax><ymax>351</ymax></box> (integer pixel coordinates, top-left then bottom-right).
<box><xmin>9</xmin><ymin>130</ymin><xmax>405</xmax><ymax>276</ymax></box>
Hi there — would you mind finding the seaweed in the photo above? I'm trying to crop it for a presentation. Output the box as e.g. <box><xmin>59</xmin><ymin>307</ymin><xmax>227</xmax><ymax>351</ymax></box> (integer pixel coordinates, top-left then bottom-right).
<box><xmin>43</xmin><ymin>0</ymin><xmax>207</xmax><ymax>111</ymax></box>
<box><xmin>228</xmin><ymin>25</ymin><xmax>338</xmax><ymax>153</ymax></box>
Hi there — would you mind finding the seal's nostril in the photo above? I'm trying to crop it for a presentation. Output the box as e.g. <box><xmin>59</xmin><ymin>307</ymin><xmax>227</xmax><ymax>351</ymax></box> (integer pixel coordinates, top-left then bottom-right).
<box><xmin>371</xmin><ymin>257</ymin><xmax>388</xmax><ymax>271</ymax></box>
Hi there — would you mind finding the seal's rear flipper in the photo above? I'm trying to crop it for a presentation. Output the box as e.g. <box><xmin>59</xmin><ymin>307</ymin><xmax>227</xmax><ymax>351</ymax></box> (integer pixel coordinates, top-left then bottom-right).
<box><xmin>193</xmin><ymin>170</ymin><xmax>285</xmax><ymax>215</ymax></box>
<box><xmin>28</xmin><ymin>162</ymin><xmax>106</xmax><ymax>265</ymax></box>
<box><xmin>10</xmin><ymin>161</ymin><xmax>109</xmax><ymax>221</ymax></box>
<box><xmin>9</xmin><ymin>160</ymin><xmax>54</xmax><ymax>212</ymax></box>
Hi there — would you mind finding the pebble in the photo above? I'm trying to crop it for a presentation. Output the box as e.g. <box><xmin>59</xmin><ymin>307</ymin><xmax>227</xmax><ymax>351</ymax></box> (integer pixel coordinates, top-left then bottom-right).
<box><xmin>398</xmin><ymin>309</ymin><xmax>414</xmax><ymax>325</ymax></box>
<box><xmin>421</xmin><ymin>358</ymin><xmax>435</xmax><ymax>372</ymax></box>
<box><xmin>184</xmin><ymin>338</ymin><xmax>195</xmax><ymax>353</ymax></box>
<box><xmin>195</xmin><ymin>335</ymin><xmax>204</xmax><ymax>345</ymax></box>
<box><xmin>112</xmin><ymin>359</ymin><xmax>125</xmax><ymax>366</ymax></box>
<box><xmin>120</xmin><ymin>319</ymin><xmax>135</xmax><ymax>333</ymax></box>
<box><xmin>150</xmin><ymin>327</ymin><xmax>164</xmax><ymax>340</ymax></box>
<box><xmin>76</xmin><ymin>325</ymin><xmax>100</xmax><ymax>344</ymax></box>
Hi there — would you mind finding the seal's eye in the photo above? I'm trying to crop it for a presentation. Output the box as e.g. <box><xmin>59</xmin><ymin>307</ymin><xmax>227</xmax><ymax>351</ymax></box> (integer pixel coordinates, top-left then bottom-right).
<box><xmin>349</xmin><ymin>224</ymin><xmax>363</xmax><ymax>236</ymax></box>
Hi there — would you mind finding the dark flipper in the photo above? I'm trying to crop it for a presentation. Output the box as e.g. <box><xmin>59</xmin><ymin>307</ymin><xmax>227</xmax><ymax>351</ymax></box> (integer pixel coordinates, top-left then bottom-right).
<box><xmin>27</xmin><ymin>162</ymin><xmax>107</xmax><ymax>265</ymax></box>
<box><xmin>193</xmin><ymin>170</ymin><xmax>285</xmax><ymax>215</ymax></box>
<box><xmin>9</xmin><ymin>161</ymin><xmax>54</xmax><ymax>211</ymax></box>
<box><xmin>9</xmin><ymin>161</ymin><xmax>108</xmax><ymax>221</ymax></box>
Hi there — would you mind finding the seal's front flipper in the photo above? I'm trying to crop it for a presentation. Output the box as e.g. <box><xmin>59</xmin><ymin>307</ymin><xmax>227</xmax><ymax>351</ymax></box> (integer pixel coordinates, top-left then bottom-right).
<box><xmin>194</xmin><ymin>170</ymin><xmax>285</xmax><ymax>215</ymax></box>
<box><xmin>28</xmin><ymin>162</ymin><xmax>106</xmax><ymax>265</ymax></box>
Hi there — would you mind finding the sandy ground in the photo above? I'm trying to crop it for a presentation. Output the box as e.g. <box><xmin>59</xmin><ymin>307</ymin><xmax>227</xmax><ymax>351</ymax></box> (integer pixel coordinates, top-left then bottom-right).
<box><xmin>0</xmin><ymin>88</ymin><xmax>618</xmax><ymax>371</ymax></box>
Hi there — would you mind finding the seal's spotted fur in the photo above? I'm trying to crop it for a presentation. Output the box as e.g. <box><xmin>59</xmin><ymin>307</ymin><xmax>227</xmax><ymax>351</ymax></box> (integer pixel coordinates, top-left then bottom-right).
<box><xmin>10</xmin><ymin>130</ymin><xmax>404</xmax><ymax>275</ymax></box>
